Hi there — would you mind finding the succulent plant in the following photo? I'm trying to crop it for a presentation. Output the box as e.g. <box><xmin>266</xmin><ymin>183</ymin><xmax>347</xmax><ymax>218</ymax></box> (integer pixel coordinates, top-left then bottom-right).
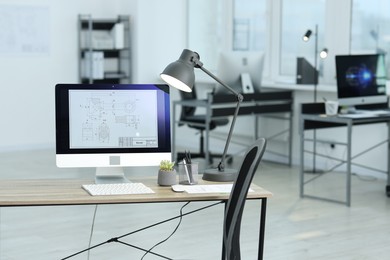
<box><xmin>159</xmin><ymin>160</ymin><xmax>175</xmax><ymax>172</ymax></box>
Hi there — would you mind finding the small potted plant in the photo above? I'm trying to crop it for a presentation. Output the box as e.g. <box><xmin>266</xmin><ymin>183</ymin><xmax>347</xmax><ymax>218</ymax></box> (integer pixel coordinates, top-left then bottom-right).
<box><xmin>157</xmin><ymin>160</ymin><xmax>176</xmax><ymax>186</ymax></box>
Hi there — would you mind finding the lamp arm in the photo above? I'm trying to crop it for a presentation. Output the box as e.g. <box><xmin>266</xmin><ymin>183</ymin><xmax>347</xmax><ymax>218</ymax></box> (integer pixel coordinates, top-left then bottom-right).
<box><xmin>217</xmin><ymin>97</ymin><xmax>241</xmax><ymax>171</ymax></box>
<box><xmin>198</xmin><ymin>66</ymin><xmax>244</xmax><ymax>172</ymax></box>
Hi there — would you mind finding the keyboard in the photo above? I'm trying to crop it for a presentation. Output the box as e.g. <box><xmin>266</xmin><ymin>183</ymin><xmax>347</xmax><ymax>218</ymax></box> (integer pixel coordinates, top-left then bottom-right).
<box><xmin>339</xmin><ymin>109</ymin><xmax>390</xmax><ymax>118</ymax></box>
<box><xmin>82</xmin><ymin>183</ymin><xmax>155</xmax><ymax>196</ymax></box>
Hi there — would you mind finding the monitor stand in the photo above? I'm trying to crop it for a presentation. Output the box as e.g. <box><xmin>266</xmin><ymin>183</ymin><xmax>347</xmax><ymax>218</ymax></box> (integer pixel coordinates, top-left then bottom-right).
<box><xmin>95</xmin><ymin>167</ymin><xmax>130</xmax><ymax>184</ymax></box>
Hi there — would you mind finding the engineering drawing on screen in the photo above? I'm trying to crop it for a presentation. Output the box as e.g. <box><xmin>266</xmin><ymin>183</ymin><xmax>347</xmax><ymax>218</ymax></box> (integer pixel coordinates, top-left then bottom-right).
<box><xmin>69</xmin><ymin>89</ymin><xmax>158</xmax><ymax>149</ymax></box>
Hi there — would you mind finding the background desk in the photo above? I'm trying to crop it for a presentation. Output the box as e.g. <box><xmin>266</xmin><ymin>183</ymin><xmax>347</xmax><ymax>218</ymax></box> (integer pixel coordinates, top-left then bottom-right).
<box><xmin>300</xmin><ymin>109</ymin><xmax>390</xmax><ymax>206</ymax></box>
<box><xmin>0</xmin><ymin>178</ymin><xmax>272</xmax><ymax>259</ymax></box>
<box><xmin>172</xmin><ymin>90</ymin><xmax>293</xmax><ymax>165</ymax></box>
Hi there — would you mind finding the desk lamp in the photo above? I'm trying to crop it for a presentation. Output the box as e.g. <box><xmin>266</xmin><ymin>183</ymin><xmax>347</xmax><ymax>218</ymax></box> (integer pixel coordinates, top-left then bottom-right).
<box><xmin>161</xmin><ymin>49</ymin><xmax>243</xmax><ymax>182</ymax></box>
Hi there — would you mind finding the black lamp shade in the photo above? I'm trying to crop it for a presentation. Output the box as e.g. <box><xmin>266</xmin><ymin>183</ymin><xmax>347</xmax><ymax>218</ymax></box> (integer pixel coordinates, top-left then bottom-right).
<box><xmin>160</xmin><ymin>49</ymin><xmax>198</xmax><ymax>92</ymax></box>
<box><xmin>303</xmin><ymin>29</ymin><xmax>312</xmax><ymax>42</ymax></box>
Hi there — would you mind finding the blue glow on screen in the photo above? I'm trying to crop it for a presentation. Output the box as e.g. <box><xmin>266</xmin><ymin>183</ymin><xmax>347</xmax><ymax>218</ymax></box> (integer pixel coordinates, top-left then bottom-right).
<box><xmin>345</xmin><ymin>66</ymin><xmax>373</xmax><ymax>88</ymax></box>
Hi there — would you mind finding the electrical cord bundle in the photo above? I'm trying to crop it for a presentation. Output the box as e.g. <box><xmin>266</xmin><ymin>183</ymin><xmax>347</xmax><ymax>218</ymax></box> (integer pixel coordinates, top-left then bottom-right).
<box><xmin>62</xmin><ymin>201</ymin><xmax>222</xmax><ymax>259</ymax></box>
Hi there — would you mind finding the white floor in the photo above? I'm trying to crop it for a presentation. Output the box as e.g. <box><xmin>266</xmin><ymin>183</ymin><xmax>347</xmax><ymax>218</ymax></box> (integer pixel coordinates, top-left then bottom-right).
<box><xmin>0</xmin><ymin>149</ymin><xmax>389</xmax><ymax>259</ymax></box>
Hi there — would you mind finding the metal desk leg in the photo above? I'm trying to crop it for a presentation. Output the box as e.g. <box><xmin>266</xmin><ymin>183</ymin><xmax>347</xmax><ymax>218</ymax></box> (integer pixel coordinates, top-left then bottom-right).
<box><xmin>387</xmin><ymin>122</ymin><xmax>390</xmax><ymax>197</ymax></box>
<box><xmin>172</xmin><ymin>102</ymin><xmax>177</xmax><ymax>162</ymax></box>
<box><xmin>346</xmin><ymin>121</ymin><xmax>352</xmax><ymax>206</ymax></box>
<box><xmin>288</xmin><ymin>112</ymin><xmax>293</xmax><ymax>166</ymax></box>
<box><xmin>222</xmin><ymin>198</ymin><xmax>267</xmax><ymax>260</ymax></box>
<box><xmin>205</xmin><ymin>97</ymin><xmax>212</xmax><ymax>164</ymax></box>
<box><xmin>257</xmin><ymin>198</ymin><xmax>267</xmax><ymax>260</ymax></box>
<box><xmin>299</xmin><ymin>116</ymin><xmax>305</xmax><ymax>198</ymax></box>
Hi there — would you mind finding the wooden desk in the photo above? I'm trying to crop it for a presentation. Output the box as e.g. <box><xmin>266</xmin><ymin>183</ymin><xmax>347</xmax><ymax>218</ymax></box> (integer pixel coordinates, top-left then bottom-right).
<box><xmin>0</xmin><ymin>178</ymin><xmax>272</xmax><ymax>259</ymax></box>
<box><xmin>300</xmin><ymin>108</ymin><xmax>390</xmax><ymax>206</ymax></box>
<box><xmin>172</xmin><ymin>89</ymin><xmax>293</xmax><ymax>165</ymax></box>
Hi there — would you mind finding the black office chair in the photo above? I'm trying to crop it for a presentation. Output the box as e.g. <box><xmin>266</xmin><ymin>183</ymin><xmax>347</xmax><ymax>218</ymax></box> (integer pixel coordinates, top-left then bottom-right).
<box><xmin>222</xmin><ymin>138</ymin><xmax>267</xmax><ymax>260</ymax></box>
<box><xmin>177</xmin><ymin>85</ymin><xmax>230</xmax><ymax>163</ymax></box>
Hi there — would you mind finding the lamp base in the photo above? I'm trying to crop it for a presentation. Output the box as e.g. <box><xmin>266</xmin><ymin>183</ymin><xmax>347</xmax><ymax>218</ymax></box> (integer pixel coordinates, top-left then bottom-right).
<box><xmin>202</xmin><ymin>168</ymin><xmax>238</xmax><ymax>182</ymax></box>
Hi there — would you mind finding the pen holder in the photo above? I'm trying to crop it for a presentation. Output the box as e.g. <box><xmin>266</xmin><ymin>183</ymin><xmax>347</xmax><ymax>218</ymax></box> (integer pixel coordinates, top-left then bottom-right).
<box><xmin>325</xmin><ymin>100</ymin><xmax>339</xmax><ymax>116</ymax></box>
<box><xmin>177</xmin><ymin>162</ymin><xmax>198</xmax><ymax>185</ymax></box>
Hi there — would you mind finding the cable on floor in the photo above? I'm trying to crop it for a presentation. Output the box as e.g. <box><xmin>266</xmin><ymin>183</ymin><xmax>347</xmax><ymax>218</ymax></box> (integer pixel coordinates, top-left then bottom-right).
<box><xmin>140</xmin><ymin>201</ymin><xmax>190</xmax><ymax>260</ymax></box>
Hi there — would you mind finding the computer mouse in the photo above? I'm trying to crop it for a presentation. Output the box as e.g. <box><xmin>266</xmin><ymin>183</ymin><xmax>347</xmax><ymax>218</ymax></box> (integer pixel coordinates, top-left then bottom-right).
<box><xmin>171</xmin><ymin>184</ymin><xmax>185</xmax><ymax>193</ymax></box>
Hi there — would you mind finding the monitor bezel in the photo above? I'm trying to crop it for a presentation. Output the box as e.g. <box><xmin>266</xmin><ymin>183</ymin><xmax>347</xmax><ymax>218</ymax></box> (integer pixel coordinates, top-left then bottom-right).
<box><xmin>55</xmin><ymin>83</ymin><xmax>171</xmax><ymax>167</ymax></box>
<box><xmin>335</xmin><ymin>54</ymin><xmax>387</xmax><ymax>107</ymax></box>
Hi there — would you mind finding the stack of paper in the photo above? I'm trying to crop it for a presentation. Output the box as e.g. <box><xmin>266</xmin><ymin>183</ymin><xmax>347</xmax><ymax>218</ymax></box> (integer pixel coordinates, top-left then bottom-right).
<box><xmin>182</xmin><ymin>184</ymin><xmax>254</xmax><ymax>194</ymax></box>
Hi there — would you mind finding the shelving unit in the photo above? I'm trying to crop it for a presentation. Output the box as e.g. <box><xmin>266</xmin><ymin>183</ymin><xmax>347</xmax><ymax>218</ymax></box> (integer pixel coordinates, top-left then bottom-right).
<box><xmin>78</xmin><ymin>14</ymin><xmax>131</xmax><ymax>84</ymax></box>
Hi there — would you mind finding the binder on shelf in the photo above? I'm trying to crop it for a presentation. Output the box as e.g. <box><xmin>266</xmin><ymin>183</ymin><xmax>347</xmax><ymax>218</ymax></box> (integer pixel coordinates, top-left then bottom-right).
<box><xmin>80</xmin><ymin>31</ymin><xmax>114</xmax><ymax>50</ymax></box>
<box><xmin>111</xmin><ymin>23</ymin><xmax>125</xmax><ymax>49</ymax></box>
<box><xmin>82</xmin><ymin>51</ymin><xmax>104</xmax><ymax>79</ymax></box>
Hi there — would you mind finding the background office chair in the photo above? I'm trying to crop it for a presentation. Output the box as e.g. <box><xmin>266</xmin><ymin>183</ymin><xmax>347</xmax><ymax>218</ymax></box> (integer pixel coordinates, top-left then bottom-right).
<box><xmin>177</xmin><ymin>85</ymin><xmax>230</xmax><ymax>163</ymax></box>
<box><xmin>223</xmin><ymin>138</ymin><xmax>267</xmax><ymax>260</ymax></box>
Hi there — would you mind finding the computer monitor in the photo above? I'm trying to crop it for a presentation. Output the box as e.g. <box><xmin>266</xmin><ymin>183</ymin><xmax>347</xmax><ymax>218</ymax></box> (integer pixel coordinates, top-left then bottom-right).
<box><xmin>215</xmin><ymin>51</ymin><xmax>264</xmax><ymax>94</ymax></box>
<box><xmin>335</xmin><ymin>54</ymin><xmax>387</xmax><ymax>107</ymax></box>
<box><xmin>55</xmin><ymin>83</ymin><xmax>172</xmax><ymax>183</ymax></box>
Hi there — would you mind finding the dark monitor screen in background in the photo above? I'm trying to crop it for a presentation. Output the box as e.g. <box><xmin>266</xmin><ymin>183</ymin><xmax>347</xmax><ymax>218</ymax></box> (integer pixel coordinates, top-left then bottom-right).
<box><xmin>335</xmin><ymin>54</ymin><xmax>387</xmax><ymax>106</ymax></box>
<box><xmin>55</xmin><ymin>84</ymin><xmax>171</xmax><ymax>183</ymax></box>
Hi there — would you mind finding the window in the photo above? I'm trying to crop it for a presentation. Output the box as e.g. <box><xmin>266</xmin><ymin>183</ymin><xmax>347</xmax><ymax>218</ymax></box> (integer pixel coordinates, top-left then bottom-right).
<box><xmin>188</xmin><ymin>1</ymin><xmax>389</xmax><ymax>85</ymax></box>
<box><xmin>280</xmin><ymin>0</ymin><xmax>326</xmax><ymax>77</ymax></box>
<box><xmin>351</xmin><ymin>0</ymin><xmax>390</xmax><ymax>76</ymax></box>
<box><xmin>187</xmin><ymin>0</ymin><xmax>223</xmax><ymax>71</ymax></box>
<box><xmin>233</xmin><ymin>0</ymin><xmax>266</xmax><ymax>51</ymax></box>
<box><xmin>187</xmin><ymin>0</ymin><xmax>267</xmax><ymax>71</ymax></box>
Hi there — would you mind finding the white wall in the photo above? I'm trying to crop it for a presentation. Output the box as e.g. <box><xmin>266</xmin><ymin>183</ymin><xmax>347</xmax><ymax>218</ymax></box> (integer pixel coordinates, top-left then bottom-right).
<box><xmin>0</xmin><ymin>0</ymin><xmax>185</xmax><ymax>151</ymax></box>
<box><xmin>132</xmin><ymin>0</ymin><xmax>187</xmax><ymax>84</ymax></box>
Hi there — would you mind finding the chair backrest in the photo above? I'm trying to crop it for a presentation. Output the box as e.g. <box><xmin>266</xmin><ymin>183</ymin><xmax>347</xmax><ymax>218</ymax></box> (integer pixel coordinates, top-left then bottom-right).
<box><xmin>223</xmin><ymin>138</ymin><xmax>267</xmax><ymax>260</ymax></box>
<box><xmin>179</xmin><ymin>85</ymin><xmax>198</xmax><ymax>120</ymax></box>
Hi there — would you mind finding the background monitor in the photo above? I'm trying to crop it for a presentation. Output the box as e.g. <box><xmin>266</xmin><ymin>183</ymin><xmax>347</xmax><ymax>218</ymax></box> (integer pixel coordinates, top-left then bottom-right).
<box><xmin>335</xmin><ymin>54</ymin><xmax>387</xmax><ymax>107</ymax></box>
<box><xmin>215</xmin><ymin>51</ymin><xmax>264</xmax><ymax>94</ymax></box>
<box><xmin>55</xmin><ymin>83</ymin><xmax>171</xmax><ymax>183</ymax></box>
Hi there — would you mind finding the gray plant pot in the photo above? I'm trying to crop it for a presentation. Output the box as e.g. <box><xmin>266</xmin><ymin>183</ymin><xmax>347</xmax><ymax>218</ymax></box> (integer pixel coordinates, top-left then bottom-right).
<box><xmin>157</xmin><ymin>170</ymin><xmax>177</xmax><ymax>186</ymax></box>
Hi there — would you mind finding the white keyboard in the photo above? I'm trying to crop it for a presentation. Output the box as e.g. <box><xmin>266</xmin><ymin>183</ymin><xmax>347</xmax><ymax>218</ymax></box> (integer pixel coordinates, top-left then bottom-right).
<box><xmin>82</xmin><ymin>183</ymin><xmax>155</xmax><ymax>196</ymax></box>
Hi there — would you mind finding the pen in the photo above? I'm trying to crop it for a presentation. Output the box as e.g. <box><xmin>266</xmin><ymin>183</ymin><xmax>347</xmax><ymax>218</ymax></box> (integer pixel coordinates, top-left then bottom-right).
<box><xmin>187</xmin><ymin>150</ymin><xmax>192</xmax><ymax>163</ymax></box>
<box><xmin>184</xmin><ymin>150</ymin><xmax>194</xmax><ymax>184</ymax></box>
